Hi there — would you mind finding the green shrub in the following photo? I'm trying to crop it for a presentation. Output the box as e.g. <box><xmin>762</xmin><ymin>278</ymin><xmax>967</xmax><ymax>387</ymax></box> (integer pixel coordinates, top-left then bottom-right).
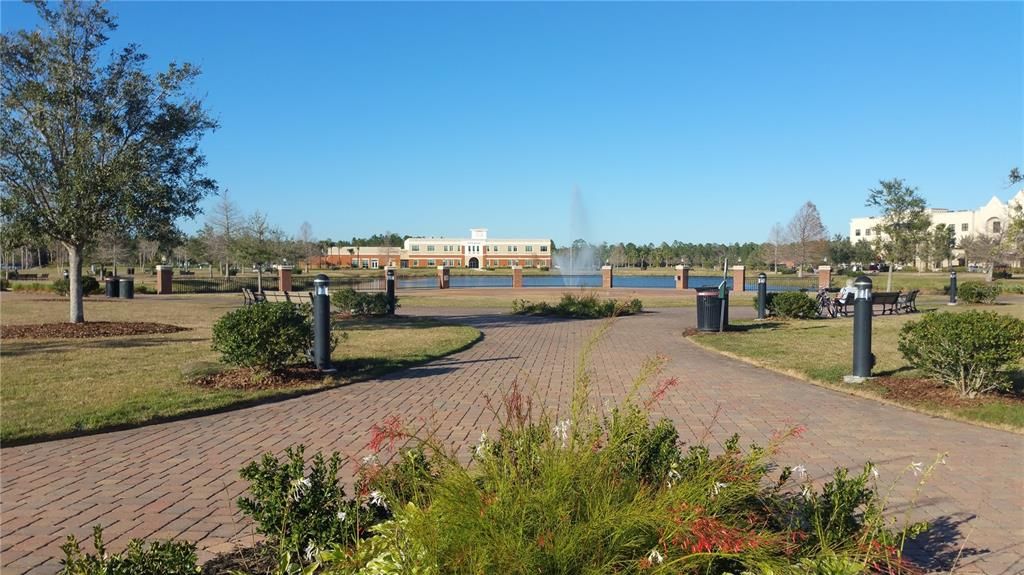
<box><xmin>996</xmin><ymin>281</ymin><xmax>1024</xmax><ymax>295</ymax></box>
<box><xmin>898</xmin><ymin>310</ymin><xmax>1024</xmax><ymax>397</ymax></box>
<box><xmin>211</xmin><ymin>302</ymin><xmax>313</xmax><ymax>372</ymax></box>
<box><xmin>769</xmin><ymin>291</ymin><xmax>817</xmax><ymax>319</ymax></box>
<box><xmin>511</xmin><ymin>293</ymin><xmax>642</xmax><ymax>318</ymax></box>
<box><xmin>330</xmin><ymin>287</ymin><xmax>394</xmax><ymax>316</ymax></box>
<box><xmin>134</xmin><ymin>283</ymin><xmax>154</xmax><ymax>294</ymax></box>
<box><xmin>59</xmin><ymin>525</ymin><xmax>198</xmax><ymax>575</ymax></box>
<box><xmin>0</xmin><ymin>278</ymin><xmax>8</xmax><ymax>291</ymax></box>
<box><xmin>956</xmin><ymin>281</ymin><xmax>1000</xmax><ymax>304</ymax></box>
<box><xmin>237</xmin><ymin>446</ymin><xmax>372</xmax><ymax>566</ymax></box>
<box><xmin>51</xmin><ymin>276</ymin><xmax>101</xmax><ymax>296</ymax></box>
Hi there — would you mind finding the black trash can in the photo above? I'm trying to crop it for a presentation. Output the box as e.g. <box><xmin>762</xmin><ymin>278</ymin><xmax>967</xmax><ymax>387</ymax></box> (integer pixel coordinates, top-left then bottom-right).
<box><xmin>119</xmin><ymin>277</ymin><xmax>134</xmax><ymax>299</ymax></box>
<box><xmin>104</xmin><ymin>276</ymin><xmax>120</xmax><ymax>298</ymax></box>
<box><xmin>696</xmin><ymin>289</ymin><xmax>728</xmax><ymax>332</ymax></box>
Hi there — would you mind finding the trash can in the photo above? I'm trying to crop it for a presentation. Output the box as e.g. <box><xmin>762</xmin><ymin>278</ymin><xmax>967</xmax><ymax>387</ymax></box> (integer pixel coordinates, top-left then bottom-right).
<box><xmin>104</xmin><ymin>276</ymin><xmax>120</xmax><ymax>298</ymax></box>
<box><xmin>696</xmin><ymin>289</ymin><xmax>723</xmax><ymax>331</ymax></box>
<box><xmin>119</xmin><ymin>277</ymin><xmax>134</xmax><ymax>299</ymax></box>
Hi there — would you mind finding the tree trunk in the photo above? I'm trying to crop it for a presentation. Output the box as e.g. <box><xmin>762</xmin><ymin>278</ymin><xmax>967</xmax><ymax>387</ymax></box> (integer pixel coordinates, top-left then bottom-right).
<box><xmin>66</xmin><ymin>243</ymin><xmax>85</xmax><ymax>323</ymax></box>
<box><xmin>886</xmin><ymin>264</ymin><xmax>894</xmax><ymax>292</ymax></box>
<box><xmin>256</xmin><ymin>268</ymin><xmax>263</xmax><ymax>293</ymax></box>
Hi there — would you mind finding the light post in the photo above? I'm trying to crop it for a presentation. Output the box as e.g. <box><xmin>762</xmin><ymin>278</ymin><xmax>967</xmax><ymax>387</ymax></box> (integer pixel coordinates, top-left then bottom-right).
<box><xmin>846</xmin><ymin>275</ymin><xmax>874</xmax><ymax>382</ymax></box>
<box><xmin>312</xmin><ymin>274</ymin><xmax>335</xmax><ymax>372</ymax></box>
<box><xmin>756</xmin><ymin>272</ymin><xmax>767</xmax><ymax>320</ymax></box>
<box><xmin>948</xmin><ymin>270</ymin><xmax>958</xmax><ymax>305</ymax></box>
<box><xmin>385</xmin><ymin>266</ymin><xmax>396</xmax><ymax>315</ymax></box>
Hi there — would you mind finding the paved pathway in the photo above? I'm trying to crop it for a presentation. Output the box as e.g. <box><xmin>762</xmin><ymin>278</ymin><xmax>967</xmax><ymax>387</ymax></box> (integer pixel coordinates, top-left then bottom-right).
<box><xmin>2</xmin><ymin>308</ymin><xmax>1022</xmax><ymax>574</ymax></box>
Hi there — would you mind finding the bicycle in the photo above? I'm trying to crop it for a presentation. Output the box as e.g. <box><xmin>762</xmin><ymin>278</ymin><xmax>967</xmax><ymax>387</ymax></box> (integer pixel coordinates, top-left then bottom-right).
<box><xmin>815</xmin><ymin>289</ymin><xmax>837</xmax><ymax>318</ymax></box>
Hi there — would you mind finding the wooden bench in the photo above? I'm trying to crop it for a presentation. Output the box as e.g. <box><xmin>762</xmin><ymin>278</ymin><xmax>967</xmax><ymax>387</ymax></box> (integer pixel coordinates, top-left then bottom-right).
<box><xmin>11</xmin><ymin>273</ymin><xmax>49</xmax><ymax>281</ymax></box>
<box><xmin>872</xmin><ymin>291</ymin><xmax>902</xmax><ymax>315</ymax></box>
<box><xmin>242</xmin><ymin>289</ymin><xmax>313</xmax><ymax>307</ymax></box>
<box><xmin>833</xmin><ymin>292</ymin><xmax>854</xmax><ymax>317</ymax></box>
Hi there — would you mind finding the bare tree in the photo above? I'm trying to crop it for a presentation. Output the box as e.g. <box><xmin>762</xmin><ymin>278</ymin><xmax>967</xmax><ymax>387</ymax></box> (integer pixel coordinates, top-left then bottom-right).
<box><xmin>767</xmin><ymin>222</ymin><xmax>785</xmax><ymax>273</ymax></box>
<box><xmin>297</xmin><ymin>221</ymin><xmax>315</xmax><ymax>273</ymax></box>
<box><xmin>205</xmin><ymin>190</ymin><xmax>243</xmax><ymax>276</ymax></box>
<box><xmin>785</xmin><ymin>202</ymin><xmax>828</xmax><ymax>277</ymax></box>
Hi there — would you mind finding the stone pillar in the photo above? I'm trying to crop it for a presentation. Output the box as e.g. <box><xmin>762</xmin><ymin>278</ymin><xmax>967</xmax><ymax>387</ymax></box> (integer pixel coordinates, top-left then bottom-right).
<box><xmin>601</xmin><ymin>265</ymin><xmax>613</xmax><ymax>289</ymax></box>
<box><xmin>155</xmin><ymin>265</ymin><xmax>173</xmax><ymax>295</ymax></box>
<box><xmin>275</xmin><ymin>265</ymin><xmax>293</xmax><ymax>292</ymax></box>
<box><xmin>511</xmin><ymin>265</ymin><xmax>523</xmax><ymax>288</ymax></box>
<box><xmin>675</xmin><ymin>265</ymin><xmax>690</xmax><ymax>290</ymax></box>
<box><xmin>818</xmin><ymin>265</ymin><xmax>832</xmax><ymax>290</ymax></box>
<box><xmin>731</xmin><ymin>265</ymin><xmax>746</xmax><ymax>292</ymax></box>
<box><xmin>437</xmin><ymin>266</ymin><xmax>450</xmax><ymax>289</ymax></box>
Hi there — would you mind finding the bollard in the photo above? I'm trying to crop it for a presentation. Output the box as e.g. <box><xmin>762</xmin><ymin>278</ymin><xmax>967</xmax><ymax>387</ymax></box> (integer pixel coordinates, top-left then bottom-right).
<box><xmin>385</xmin><ymin>266</ymin><xmax>396</xmax><ymax>315</ymax></box>
<box><xmin>846</xmin><ymin>275</ymin><xmax>873</xmax><ymax>382</ymax></box>
<box><xmin>948</xmin><ymin>270</ymin><xmax>957</xmax><ymax>305</ymax></box>
<box><xmin>313</xmin><ymin>274</ymin><xmax>335</xmax><ymax>372</ymax></box>
<box><xmin>756</xmin><ymin>272</ymin><xmax>767</xmax><ymax>319</ymax></box>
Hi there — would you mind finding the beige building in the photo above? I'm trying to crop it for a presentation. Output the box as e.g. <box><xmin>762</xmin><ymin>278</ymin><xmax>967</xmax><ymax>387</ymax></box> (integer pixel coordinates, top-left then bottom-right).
<box><xmin>323</xmin><ymin>229</ymin><xmax>553</xmax><ymax>269</ymax></box>
<box><xmin>848</xmin><ymin>189</ymin><xmax>1024</xmax><ymax>266</ymax></box>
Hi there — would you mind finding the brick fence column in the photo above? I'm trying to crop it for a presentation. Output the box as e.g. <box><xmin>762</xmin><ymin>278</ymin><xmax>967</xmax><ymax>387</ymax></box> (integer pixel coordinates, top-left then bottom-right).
<box><xmin>511</xmin><ymin>265</ymin><xmax>523</xmax><ymax>288</ymax></box>
<box><xmin>155</xmin><ymin>265</ymin><xmax>173</xmax><ymax>294</ymax></box>
<box><xmin>601</xmin><ymin>265</ymin><xmax>613</xmax><ymax>289</ymax></box>
<box><xmin>437</xmin><ymin>266</ymin><xmax>450</xmax><ymax>289</ymax></box>
<box><xmin>731</xmin><ymin>265</ymin><xmax>746</xmax><ymax>292</ymax></box>
<box><xmin>675</xmin><ymin>265</ymin><xmax>689</xmax><ymax>290</ymax></box>
<box><xmin>818</xmin><ymin>265</ymin><xmax>832</xmax><ymax>290</ymax></box>
<box><xmin>275</xmin><ymin>265</ymin><xmax>293</xmax><ymax>292</ymax></box>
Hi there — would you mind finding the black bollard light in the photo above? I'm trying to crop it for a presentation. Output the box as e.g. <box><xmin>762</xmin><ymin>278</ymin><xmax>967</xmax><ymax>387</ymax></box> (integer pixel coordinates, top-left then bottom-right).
<box><xmin>848</xmin><ymin>275</ymin><xmax>873</xmax><ymax>381</ymax></box>
<box><xmin>948</xmin><ymin>270</ymin><xmax>957</xmax><ymax>305</ymax></box>
<box><xmin>313</xmin><ymin>274</ymin><xmax>335</xmax><ymax>372</ymax></box>
<box><xmin>756</xmin><ymin>272</ymin><xmax>767</xmax><ymax>320</ymax></box>
<box><xmin>385</xmin><ymin>266</ymin><xmax>396</xmax><ymax>315</ymax></box>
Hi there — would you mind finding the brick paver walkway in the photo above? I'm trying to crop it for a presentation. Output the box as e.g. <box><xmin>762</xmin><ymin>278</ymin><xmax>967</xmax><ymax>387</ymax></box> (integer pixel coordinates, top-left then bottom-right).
<box><xmin>2</xmin><ymin>308</ymin><xmax>1022</xmax><ymax>573</ymax></box>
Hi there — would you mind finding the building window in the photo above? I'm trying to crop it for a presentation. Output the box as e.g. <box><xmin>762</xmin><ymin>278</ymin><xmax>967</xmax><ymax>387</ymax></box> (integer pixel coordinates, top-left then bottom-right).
<box><xmin>865</xmin><ymin>229</ymin><xmax>871</xmax><ymax>236</ymax></box>
<box><xmin>540</xmin><ymin>245</ymin><xmax>548</xmax><ymax>252</ymax></box>
<box><xmin>427</xmin><ymin>245</ymin><xmax>435</xmax><ymax>252</ymax></box>
<box><xmin>525</xmin><ymin>245</ymin><xmax>533</xmax><ymax>252</ymax></box>
<box><xmin>509</xmin><ymin>245</ymin><xmax>517</xmax><ymax>252</ymax></box>
<box><xmin>992</xmin><ymin>221</ymin><xmax>1002</xmax><ymax>233</ymax></box>
<box><xmin>428</xmin><ymin>259</ymin><xmax>435</xmax><ymax>266</ymax></box>
<box><xmin>961</xmin><ymin>223</ymin><xmax>968</xmax><ymax>231</ymax></box>
<box><xmin>854</xmin><ymin>229</ymin><xmax>861</xmax><ymax>236</ymax></box>
<box><xmin>412</xmin><ymin>260</ymin><xmax>418</xmax><ymax>267</ymax></box>
<box><xmin>411</xmin><ymin>245</ymin><xmax>420</xmax><ymax>251</ymax></box>
<box><xmin>370</xmin><ymin>259</ymin><xmax>379</xmax><ymax>269</ymax></box>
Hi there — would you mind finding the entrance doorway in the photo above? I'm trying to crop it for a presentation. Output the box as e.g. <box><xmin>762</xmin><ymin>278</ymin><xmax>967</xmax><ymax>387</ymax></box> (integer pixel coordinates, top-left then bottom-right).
<box><xmin>468</xmin><ymin>257</ymin><xmax>479</xmax><ymax>268</ymax></box>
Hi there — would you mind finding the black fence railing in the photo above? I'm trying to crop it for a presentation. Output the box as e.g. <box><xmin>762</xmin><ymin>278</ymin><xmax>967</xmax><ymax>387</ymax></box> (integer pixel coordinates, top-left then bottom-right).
<box><xmin>171</xmin><ymin>276</ymin><xmax>269</xmax><ymax>294</ymax></box>
<box><xmin>743</xmin><ymin>275</ymin><xmax>821</xmax><ymax>292</ymax></box>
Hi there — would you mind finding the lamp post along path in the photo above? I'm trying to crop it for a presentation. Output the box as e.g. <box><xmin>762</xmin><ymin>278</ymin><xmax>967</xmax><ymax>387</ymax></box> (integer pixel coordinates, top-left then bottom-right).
<box><xmin>756</xmin><ymin>272</ymin><xmax>767</xmax><ymax>320</ymax></box>
<box><xmin>845</xmin><ymin>275</ymin><xmax>874</xmax><ymax>383</ymax></box>
<box><xmin>313</xmin><ymin>274</ymin><xmax>335</xmax><ymax>372</ymax></box>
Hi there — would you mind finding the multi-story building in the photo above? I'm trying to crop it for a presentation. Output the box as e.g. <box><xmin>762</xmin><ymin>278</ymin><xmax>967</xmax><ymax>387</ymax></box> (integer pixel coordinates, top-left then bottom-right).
<box><xmin>848</xmin><ymin>189</ymin><xmax>1024</xmax><ymax>266</ymax></box>
<box><xmin>322</xmin><ymin>229</ymin><xmax>553</xmax><ymax>269</ymax></box>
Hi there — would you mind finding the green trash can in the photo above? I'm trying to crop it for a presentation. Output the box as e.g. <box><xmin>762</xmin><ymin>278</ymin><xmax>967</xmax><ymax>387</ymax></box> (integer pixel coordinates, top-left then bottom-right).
<box><xmin>119</xmin><ymin>277</ymin><xmax>134</xmax><ymax>299</ymax></box>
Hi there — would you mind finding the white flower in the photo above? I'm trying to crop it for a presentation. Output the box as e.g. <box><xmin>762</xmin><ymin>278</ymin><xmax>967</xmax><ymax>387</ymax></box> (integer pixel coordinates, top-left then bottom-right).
<box><xmin>711</xmin><ymin>481</ymin><xmax>729</xmax><ymax>497</ymax></box>
<box><xmin>871</xmin><ymin>466</ymin><xmax>879</xmax><ymax>479</ymax></box>
<box><xmin>940</xmin><ymin>455</ymin><xmax>947</xmax><ymax>465</ymax></box>
<box><xmin>361</xmin><ymin>454</ymin><xmax>379</xmax><ymax>465</ymax></box>
<box><xmin>475</xmin><ymin>432</ymin><xmax>489</xmax><ymax>457</ymax></box>
<box><xmin>792</xmin><ymin>464</ymin><xmax>807</xmax><ymax>480</ymax></box>
<box><xmin>668</xmin><ymin>468</ymin><xmax>682</xmax><ymax>481</ymax></box>
<box><xmin>290</xmin><ymin>477</ymin><xmax>312</xmax><ymax>502</ymax></box>
<box><xmin>303</xmin><ymin>541</ymin><xmax>319</xmax><ymax>562</ymax></box>
<box><xmin>553</xmin><ymin>419</ymin><xmax>571</xmax><ymax>447</ymax></box>
<box><xmin>910</xmin><ymin>461</ymin><xmax>923</xmax><ymax>477</ymax></box>
<box><xmin>369</xmin><ymin>490</ymin><xmax>387</xmax><ymax>509</ymax></box>
<box><xmin>336</xmin><ymin>511</ymin><xmax>347</xmax><ymax>522</ymax></box>
<box><xmin>801</xmin><ymin>484</ymin><xmax>812</xmax><ymax>499</ymax></box>
<box><xmin>647</xmin><ymin>548</ymin><xmax>664</xmax><ymax>564</ymax></box>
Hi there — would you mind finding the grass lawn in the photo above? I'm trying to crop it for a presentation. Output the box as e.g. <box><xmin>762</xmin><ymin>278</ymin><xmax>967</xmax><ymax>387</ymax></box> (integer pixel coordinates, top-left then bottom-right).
<box><xmin>691</xmin><ymin>296</ymin><xmax>1024</xmax><ymax>430</ymax></box>
<box><xmin>0</xmin><ymin>293</ymin><xmax>480</xmax><ymax>444</ymax></box>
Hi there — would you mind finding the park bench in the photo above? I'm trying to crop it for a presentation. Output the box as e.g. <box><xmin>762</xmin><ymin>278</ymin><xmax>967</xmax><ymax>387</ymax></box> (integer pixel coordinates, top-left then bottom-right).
<box><xmin>833</xmin><ymin>292</ymin><xmax>854</xmax><ymax>317</ymax></box>
<box><xmin>872</xmin><ymin>291</ymin><xmax>902</xmax><ymax>315</ymax></box>
<box><xmin>11</xmin><ymin>273</ymin><xmax>49</xmax><ymax>281</ymax></box>
<box><xmin>242</xmin><ymin>289</ymin><xmax>314</xmax><ymax>307</ymax></box>
<box><xmin>898</xmin><ymin>289</ymin><xmax>920</xmax><ymax>314</ymax></box>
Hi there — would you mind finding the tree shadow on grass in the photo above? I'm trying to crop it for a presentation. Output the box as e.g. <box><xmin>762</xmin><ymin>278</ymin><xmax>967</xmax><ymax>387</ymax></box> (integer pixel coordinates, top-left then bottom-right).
<box><xmin>0</xmin><ymin>336</ymin><xmax>207</xmax><ymax>357</ymax></box>
<box><xmin>902</xmin><ymin>512</ymin><xmax>992</xmax><ymax>571</ymax></box>
<box><xmin>722</xmin><ymin>321</ymin><xmax>783</xmax><ymax>332</ymax></box>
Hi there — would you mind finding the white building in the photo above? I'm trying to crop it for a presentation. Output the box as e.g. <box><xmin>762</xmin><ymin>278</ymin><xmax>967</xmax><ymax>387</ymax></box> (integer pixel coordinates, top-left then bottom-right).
<box><xmin>848</xmin><ymin>189</ymin><xmax>1024</xmax><ymax>266</ymax></box>
<box><xmin>404</xmin><ymin>228</ymin><xmax>552</xmax><ymax>269</ymax></box>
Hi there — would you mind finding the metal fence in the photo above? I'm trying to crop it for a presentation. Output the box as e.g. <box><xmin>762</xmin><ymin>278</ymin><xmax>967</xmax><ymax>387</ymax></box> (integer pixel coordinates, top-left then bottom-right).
<box><xmin>743</xmin><ymin>275</ymin><xmax>821</xmax><ymax>292</ymax></box>
<box><xmin>171</xmin><ymin>275</ymin><xmax>269</xmax><ymax>294</ymax></box>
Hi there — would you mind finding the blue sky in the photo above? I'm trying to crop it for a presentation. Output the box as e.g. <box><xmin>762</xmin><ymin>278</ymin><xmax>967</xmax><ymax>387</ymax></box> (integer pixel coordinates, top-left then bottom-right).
<box><xmin>3</xmin><ymin>1</ymin><xmax>1021</xmax><ymax>246</ymax></box>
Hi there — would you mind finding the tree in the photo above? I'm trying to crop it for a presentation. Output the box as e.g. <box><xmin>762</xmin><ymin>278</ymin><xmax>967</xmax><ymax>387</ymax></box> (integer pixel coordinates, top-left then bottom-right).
<box><xmin>865</xmin><ymin>179</ymin><xmax>930</xmax><ymax>291</ymax></box>
<box><xmin>826</xmin><ymin>234</ymin><xmax>855</xmax><ymax>266</ymax></box>
<box><xmin>766</xmin><ymin>223</ymin><xmax>785</xmax><ymax>272</ymax></box>
<box><xmin>785</xmin><ymin>202</ymin><xmax>828</xmax><ymax>277</ymax></box>
<box><xmin>924</xmin><ymin>223</ymin><xmax>955</xmax><ymax>270</ymax></box>
<box><xmin>297</xmin><ymin>221</ymin><xmax>314</xmax><ymax>273</ymax></box>
<box><xmin>1</xmin><ymin>1</ymin><xmax>217</xmax><ymax>322</ymax></box>
<box><xmin>205</xmin><ymin>190</ymin><xmax>242</xmax><ymax>277</ymax></box>
<box><xmin>960</xmin><ymin>234</ymin><xmax>1006</xmax><ymax>279</ymax></box>
<box><xmin>236</xmin><ymin>211</ymin><xmax>283</xmax><ymax>292</ymax></box>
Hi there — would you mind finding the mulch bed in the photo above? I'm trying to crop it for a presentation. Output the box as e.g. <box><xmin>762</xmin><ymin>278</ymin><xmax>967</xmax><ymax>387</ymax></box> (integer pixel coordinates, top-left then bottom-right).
<box><xmin>1</xmin><ymin>321</ymin><xmax>188</xmax><ymax>340</ymax></box>
<box><xmin>874</xmin><ymin>376</ymin><xmax>1024</xmax><ymax>408</ymax></box>
<box><xmin>202</xmin><ymin>542</ymin><xmax>275</xmax><ymax>575</ymax></box>
<box><xmin>191</xmin><ymin>365</ymin><xmax>332</xmax><ymax>390</ymax></box>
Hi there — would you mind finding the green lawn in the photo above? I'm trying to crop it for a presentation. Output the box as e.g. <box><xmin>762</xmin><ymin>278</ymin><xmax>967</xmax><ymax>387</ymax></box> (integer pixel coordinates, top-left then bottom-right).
<box><xmin>691</xmin><ymin>297</ymin><xmax>1024</xmax><ymax>430</ymax></box>
<box><xmin>0</xmin><ymin>293</ymin><xmax>480</xmax><ymax>444</ymax></box>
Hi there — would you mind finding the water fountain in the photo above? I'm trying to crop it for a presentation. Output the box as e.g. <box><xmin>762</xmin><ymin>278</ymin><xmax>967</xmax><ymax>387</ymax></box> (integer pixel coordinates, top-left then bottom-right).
<box><xmin>553</xmin><ymin>187</ymin><xmax>598</xmax><ymax>286</ymax></box>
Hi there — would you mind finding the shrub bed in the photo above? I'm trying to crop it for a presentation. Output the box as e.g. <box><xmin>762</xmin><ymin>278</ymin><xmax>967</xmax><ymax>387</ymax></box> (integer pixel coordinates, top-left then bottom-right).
<box><xmin>898</xmin><ymin>310</ymin><xmax>1024</xmax><ymax>397</ymax></box>
<box><xmin>512</xmin><ymin>293</ymin><xmax>643</xmax><ymax>318</ymax></box>
<box><xmin>751</xmin><ymin>291</ymin><xmax>816</xmax><ymax>319</ymax></box>
<box><xmin>956</xmin><ymin>281</ymin><xmax>1000</xmax><ymax>304</ymax></box>
<box><xmin>51</xmin><ymin>276</ymin><xmax>101</xmax><ymax>296</ymax></box>
<box><xmin>211</xmin><ymin>302</ymin><xmax>315</xmax><ymax>373</ymax></box>
<box><xmin>330</xmin><ymin>288</ymin><xmax>395</xmax><ymax>316</ymax></box>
